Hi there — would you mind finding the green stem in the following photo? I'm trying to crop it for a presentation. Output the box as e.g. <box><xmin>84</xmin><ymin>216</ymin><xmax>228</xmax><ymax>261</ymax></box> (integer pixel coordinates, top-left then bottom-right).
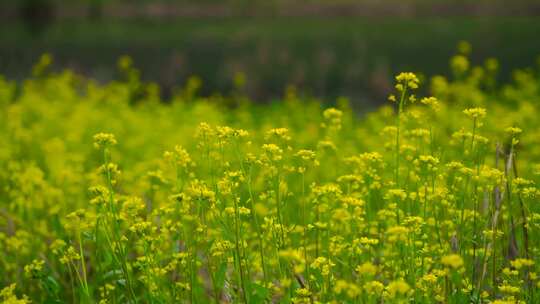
<box><xmin>233</xmin><ymin>197</ymin><xmax>249</xmax><ymax>303</ymax></box>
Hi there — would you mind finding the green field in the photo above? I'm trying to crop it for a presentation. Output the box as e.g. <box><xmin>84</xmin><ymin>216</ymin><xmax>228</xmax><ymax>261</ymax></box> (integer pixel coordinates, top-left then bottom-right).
<box><xmin>2</xmin><ymin>45</ymin><xmax>540</xmax><ymax>303</ymax></box>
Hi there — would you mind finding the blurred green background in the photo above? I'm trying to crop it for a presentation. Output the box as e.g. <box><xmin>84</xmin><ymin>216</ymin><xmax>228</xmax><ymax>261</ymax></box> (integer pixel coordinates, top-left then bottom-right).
<box><xmin>2</xmin><ymin>0</ymin><xmax>540</xmax><ymax>106</ymax></box>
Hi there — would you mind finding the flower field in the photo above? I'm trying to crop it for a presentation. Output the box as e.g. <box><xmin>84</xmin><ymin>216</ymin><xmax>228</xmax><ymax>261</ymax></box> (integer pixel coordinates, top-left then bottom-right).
<box><xmin>2</xmin><ymin>50</ymin><xmax>540</xmax><ymax>303</ymax></box>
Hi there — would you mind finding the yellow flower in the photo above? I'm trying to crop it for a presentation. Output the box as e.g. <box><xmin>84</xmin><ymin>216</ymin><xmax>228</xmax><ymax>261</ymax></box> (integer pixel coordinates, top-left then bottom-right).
<box><xmin>262</xmin><ymin>143</ymin><xmax>283</xmax><ymax>162</ymax></box>
<box><xmin>356</xmin><ymin>262</ymin><xmax>378</xmax><ymax>276</ymax></box>
<box><xmin>163</xmin><ymin>145</ymin><xmax>193</xmax><ymax>168</ymax></box>
<box><xmin>463</xmin><ymin>107</ymin><xmax>487</xmax><ymax>119</ymax></box>
<box><xmin>238</xmin><ymin>206</ymin><xmax>251</xmax><ymax>215</ymax></box>
<box><xmin>224</xmin><ymin>207</ymin><xmax>235</xmax><ymax>215</ymax></box>
<box><xmin>386</xmin><ymin>226</ymin><xmax>409</xmax><ymax>242</ymax></box>
<box><xmin>505</xmin><ymin>126</ymin><xmax>522</xmax><ymax>136</ymax></box>
<box><xmin>295</xmin><ymin>149</ymin><xmax>318</xmax><ymax>166</ymax></box>
<box><xmin>323</xmin><ymin>108</ymin><xmax>343</xmax><ymax>121</ymax></box>
<box><xmin>451</xmin><ymin>55</ymin><xmax>469</xmax><ymax>74</ymax></box>
<box><xmin>386</xmin><ymin>279</ymin><xmax>411</xmax><ymax>298</ymax></box>
<box><xmin>385</xmin><ymin>189</ymin><xmax>407</xmax><ymax>201</ymax></box>
<box><xmin>510</xmin><ymin>258</ymin><xmax>534</xmax><ymax>270</ymax></box>
<box><xmin>0</xmin><ymin>284</ymin><xmax>31</xmax><ymax>304</ymax></box>
<box><xmin>364</xmin><ymin>280</ymin><xmax>384</xmax><ymax>295</ymax></box>
<box><xmin>441</xmin><ymin>254</ymin><xmax>464</xmax><ymax>269</ymax></box>
<box><xmin>24</xmin><ymin>259</ymin><xmax>45</xmax><ymax>279</ymax></box>
<box><xmin>420</xmin><ymin>96</ymin><xmax>440</xmax><ymax>110</ymax></box>
<box><xmin>93</xmin><ymin>132</ymin><xmax>117</xmax><ymax>149</ymax></box>
<box><xmin>265</xmin><ymin>128</ymin><xmax>291</xmax><ymax>141</ymax></box>
<box><xmin>395</xmin><ymin>72</ymin><xmax>420</xmax><ymax>91</ymax></box>
<box><xmin>310</xmin><ymin>257</ymin><xmax>335</xmax><ymax>276</ymax></box>
<box><xmin>323</xmin><ymin>108</ymin><xmax>343</xmax><ymax>130</ymax></box>
<box><xmin>334</xmin><ymin>280</ymin><xmax>361</xmax><ymax>298</ymax></box>
<box><xmin>499</xmin><ymin>283</ymin><xmax>520</xmax><ymax>294</ymax></box>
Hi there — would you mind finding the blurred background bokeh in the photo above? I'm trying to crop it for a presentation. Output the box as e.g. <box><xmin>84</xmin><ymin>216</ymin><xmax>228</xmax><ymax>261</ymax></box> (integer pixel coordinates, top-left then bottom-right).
<box><xmin>2</xmin><ymin>0</ymin><xmax>540</xmax><ymax>107</ymax></box>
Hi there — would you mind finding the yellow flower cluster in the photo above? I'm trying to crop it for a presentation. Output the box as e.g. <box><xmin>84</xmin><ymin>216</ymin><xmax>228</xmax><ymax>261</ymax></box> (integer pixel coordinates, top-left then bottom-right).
<box><xmin>2</xmin><ymin>50</ymin><xmax>540</xmax><ymax>304</ymax></box>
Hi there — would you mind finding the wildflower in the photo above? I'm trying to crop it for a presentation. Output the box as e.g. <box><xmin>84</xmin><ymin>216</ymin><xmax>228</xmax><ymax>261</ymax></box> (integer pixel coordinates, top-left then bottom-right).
<box><xmin>505</xmin><ymin>126</ymin><xmax>522</xmax><ymax>136</ymax></box>
<box><xmin>265</xmin><ymin>128</ymin><xmax>291</xmax><ymax>141</ymax></box>
<box><xmin>0</xmin><ymin>284</ymin><xmax>31</xmax><ymax>304</ymax></box>
<box><xmin>238</xmin><ymin>206</ymin><xmax>251</xmax><ymax>215</ymax></box>
<box><xmin>99</xmin><ymin>284</ymin><xmax>116</xmax><ymax>304</ymax></box>
<box><xmin>420</xmin><ymin>96</ymin><xmax>440</xmax><ymax>110</ymax></box>
<box><xmin>421</xmin><ymin>273</ymin><xmax>438</xmax><ymax>283</ymax></box>
<box><xmin>310</xmin><ymin>257</ymin><xmax>335</xmax><ymax>276</ymax></box>
<box><xmin>291</xmin><ymin>288</ymin><xmax>311</xmax><ymax>304</ymax></box>
<box><xmin>262</xmin><ymin>144</ymin><xmax>283</xmax><ymax>162</ymax></box>
<box><xmin>312</xmin><ymin>183</ymin><xmax>342</xmax><ymax>197</ymax></box>
<box><xmin>358</xmin><ymin>237</ymin><xmax>378</xmax><ymax>245</ymax></box>
<box><xmin>93</xmin><ymin>132</ymin><xmax>117</xmax><ymax>149</ymax></box>
<box><xmin>210</xmin><ymin>240</ymin><xmax>234</xmax><ymax>257</ymax></box>
<box><xmin>195</xmin><ymin>122</ymin><xmax>214</xmax><ymax>140</ymax></box>
<box><xmin>491</xmin><ymin>299</ymin><xmax>523</xmax><ymax>304</ymax></box>
<box><xmin>441</xmin><ymin>254</ymin><xmax>464</xmax><ymax>269</ymax></box>
<box><xmin>364</xmin><ymin>280</ymin><xmax>384</xmax><ymax>294</ymax></box>
<box><xmin>224</xmin><ymin>207</ymin><xmax>235</xmax><ymax>215</ymax></box>
<box><xmin>59</xmin><ymin>246</ymin><xmax>81</xmax><ymax>264</ymax></box>
<box><xmin>295</xmin><ymin>149</ymin><xmax>319</xmax><ymax>172</ymax></box>
<box><xmin>334</xmin><ymin>280</ymin><xmax>361</xmax><ymax>298</ymax></box>
<box><xmin>416</xmin><ymin>155</ymin><xmax>440</xmax><ymax>172</ymax></box>
<box><xmin>356</xmin><ymin>262</ymin><xmax>378</xmax><ymax>276</ymax></box>
<box><xmin>386</xmin><ymin>279</ymin><xmax>411</xmax><ymax>298</ymax></box>
<box><xmin>498</xmin><ymin>282</ymin><xmax>521</xmax><ymax>294</ymax></box>
<box><xmin>451</xmin><ymin>55</ymin><xmax>469</xmax><ymax>75</ymax></box>
<box><xmin>431</xmin><ymin>75</ymin><xmax>449</xmax><ymax>95</ymax></box>
<box><xmin>337</xmin><ymin>174</ymin><xmax>362</xmax><ymax>185</ymax></box>
<box><xmin>506</xmin><ymin>126</ymin><xmax>522</xmax><ymax>146</ymax></box>
<box><xmin>323</xmin><ymin>107</ymin><xmax>343</xmax><ymax>121</ymax></box>
<box><xmin>24</xmin><ymin>259</ymin><xmax>45</xmax><ymax>279</ymax></box>
<box><xmin>510</xmin><ymin>258</ymin><xmax>534</xmax><ymax>270</ymax></box>
<box><xmin>381</xmin><ymin>126</ymin><xmax>398</xmax><ymax>138</ymax></box>
<box><xmin>216</xmin><ymin>125</ymin><xmax>234</xmax><ymax>141</ymax></box>
<box><xmin>50</xmin><ymin>239</ymin><xmax>67</xmax><ymax>255</ymax></box>
<box><xmin>395</xmin><ymin>72</ymin><xmax>420</xmax><ymax>91</ymax></box>
<box><xmin>385</xmin><ymin>189</ymin><xmax>407</xmax><ymax>201</ymax></box>
<box><xmin>164</xmin><ymin>145</ymin><xmax>193</xmax><ymax>168</ymax></box>
<box><xmin>409</xmin><ymin>128</ymin><xmax>430</xmax><ymax>138</ymax></box>
<box><xmin>386</xmin><ymin>226</ymin><xmax>409</xmax><ymax>242</ymax></box>
<box><xmin>322</xmin><ymin>107</ymin><xmax>343</xmax><ymax>130</ymax></box>
<box><xmin>233</xmin><ymin>128</ymin><xmax>249</xmax><ymax>138</ymax></box>
<box><xmin>129</xmin><ymin>221</ymin><xmax>153</xmax><ymax>235</ymax></box>
<box><xmin>317</xmin><ymin>140</ymin><xmax>337</xmax><ymax>151</ymax></box>
<box><xmin>463</xmin><ymin>107</ymin><xmax>487</xmax><ymax>119</ymax></box>
<box><xmin>188</xmin><ymin>181</ymin><xmax>216</xmax><ymax>203</ymax></box>
<box><xmin>89</xmin><ymin>185</ymin><xmax>110</xmax><ymax>206</ymax></box>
